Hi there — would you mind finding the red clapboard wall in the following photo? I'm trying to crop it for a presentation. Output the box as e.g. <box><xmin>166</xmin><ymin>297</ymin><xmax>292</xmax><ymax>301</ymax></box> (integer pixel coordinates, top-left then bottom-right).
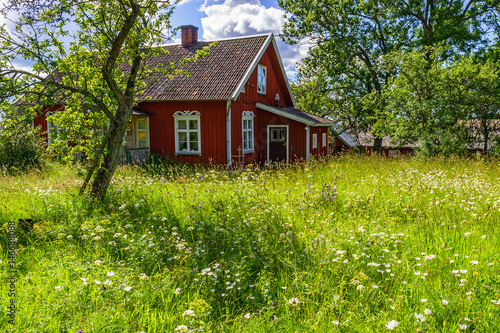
<box><xmin>138</xmin><ymin>100</ymin><xmax>227</xmax><ymax>164</ymax></box>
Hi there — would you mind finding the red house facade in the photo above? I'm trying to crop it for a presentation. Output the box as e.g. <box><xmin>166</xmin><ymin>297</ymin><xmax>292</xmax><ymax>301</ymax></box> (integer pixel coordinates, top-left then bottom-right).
<box><xmin>35</xmin><ymin>26</ymin><xmax>334</xmax><ymax>166</ymax></box>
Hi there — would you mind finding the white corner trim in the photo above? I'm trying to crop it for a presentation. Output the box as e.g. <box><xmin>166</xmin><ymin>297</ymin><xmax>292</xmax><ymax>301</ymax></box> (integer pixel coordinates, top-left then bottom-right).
<box><xmin>173</xmin><ymin>110</ymin><xmax>201</xmax><ymax>117</ymax></box>
<box><xmin>226</xmin><ymin>100</ymin><xmax>232</xmax><ymax>168</ymax></box>
<box><xmin>305</xmin><ymin>126</ymin><xmax>310</xmax><ymax>161</ymax></box>
<box><xmin>231</xmin><ymin>33</ymin><xmax>273</xmax><ymax>100</ymax></box>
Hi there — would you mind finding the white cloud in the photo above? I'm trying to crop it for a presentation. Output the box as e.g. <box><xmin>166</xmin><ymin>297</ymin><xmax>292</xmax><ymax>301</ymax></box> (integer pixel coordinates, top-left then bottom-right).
<box><xmin>275</xmin><ymin>39</ymin><xmax>310</xmax><ymax>79</ymax></box>
<box><xmin>201</xmin><ymin>0</ymin><xmax>284</xmax><ymax>39</ymax></box>
<box><xmin>178</xmin><ymin>0</ymin><xmax>195</xmax><ymax>5</ymax></box>
<box><xmin>199</xmin><ymin>0</ymin><xmax>308</xmax><ymax>80</ymax></box>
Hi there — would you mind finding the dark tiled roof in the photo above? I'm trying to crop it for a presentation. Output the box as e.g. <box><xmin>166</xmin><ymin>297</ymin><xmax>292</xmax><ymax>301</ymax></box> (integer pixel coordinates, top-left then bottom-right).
<box><xmin>136</xmin><ymin>35</ymin><xmax>268</xmax><ymax>100</ymax></box>
<box><xmin>18</xmin><ymin>35</ymin><xmax>268</xmax><ymax>103</ymax></box>
<box><xmin>338</xmin><ymin>131</ymin><xmax>358</xmax><ymax>147</ymax></box>
<box><xmin>261</xmin><ymin>104</ymin><xmax>335</xmax><ymax>125</ymax></box>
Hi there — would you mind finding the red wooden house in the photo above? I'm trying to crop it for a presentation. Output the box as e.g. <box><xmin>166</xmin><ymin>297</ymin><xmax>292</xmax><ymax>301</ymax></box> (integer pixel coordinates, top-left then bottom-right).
<box><xmin>35</xmin><ymin>25</ymin><xmax>334</xmax><ymax>166</ymax></box>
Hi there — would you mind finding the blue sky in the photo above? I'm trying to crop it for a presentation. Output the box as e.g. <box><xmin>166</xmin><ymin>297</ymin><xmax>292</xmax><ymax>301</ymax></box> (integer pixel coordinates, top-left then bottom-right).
<box><xmin>0</xmin><ymin>0</ymin><xmax>308</xmax><ymax>79</ymax></box>
<box><xmin>168</xmin><ymin>0</ymin><xmax>308</xmax><ymax>79</ymax></box>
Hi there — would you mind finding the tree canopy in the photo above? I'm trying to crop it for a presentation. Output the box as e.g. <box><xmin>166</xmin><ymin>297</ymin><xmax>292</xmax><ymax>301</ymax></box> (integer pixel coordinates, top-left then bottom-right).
<box><xmin>0</xmin><ymin>0</ymin><xmax>209</xmax><ymax>197</ymax></box>
<box><xmin>280</xmin><ymin>0</ymin><xmax>500</xmax><ymax>154</ymax></box>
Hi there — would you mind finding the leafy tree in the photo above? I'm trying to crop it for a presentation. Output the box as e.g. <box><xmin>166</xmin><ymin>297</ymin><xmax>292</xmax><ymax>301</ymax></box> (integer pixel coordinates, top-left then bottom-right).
<box><xmin>279</xmin><ymin>0</ymin><xmax>500</xmax><ymax>152</ymax></box>
<box><xmin>0</xmin><ymin>0</ymin><xmax>209</xmax><ymax>198</ymax></box>
<box><xmin>461</xmin><ymin>59</ymin><xmax>500</xmax><ymax>153</ymax></box>
<box><xmin>280</xmin><ymin>0</ymin><xmax>407</xmax><ymax>152</ymax></box>
<box><xmin>375</xmin><ymin>46</ymin><xmax>500</xmax><ymax>156</ymax></box>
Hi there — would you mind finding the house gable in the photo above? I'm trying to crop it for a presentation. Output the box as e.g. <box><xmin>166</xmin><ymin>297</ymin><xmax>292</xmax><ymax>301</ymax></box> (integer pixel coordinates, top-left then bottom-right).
<box><xmin>231</xmin><ymin>35</ymin><xmax>295</xmax><ymax>108</ymax></box>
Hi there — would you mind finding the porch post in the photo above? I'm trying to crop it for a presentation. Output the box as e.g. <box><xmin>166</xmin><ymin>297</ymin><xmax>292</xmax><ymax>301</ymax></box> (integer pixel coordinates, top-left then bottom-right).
<box><xmin>305</xmin><ymin>126</ymin><xmax>310</xmax><ymax>163</ymax></box>
<box><xmin>226</xmin><ymin>100</ymin><xmax>232</xmax><ymax>168</ymax></box>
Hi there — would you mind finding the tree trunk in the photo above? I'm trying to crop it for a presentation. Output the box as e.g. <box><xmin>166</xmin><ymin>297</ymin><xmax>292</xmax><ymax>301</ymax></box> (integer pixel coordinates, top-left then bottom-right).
<box><xmin>90</xmin><ymin>107</ymin><xmax>131</xmax><ymax>198</ymax></box>
<box><xmin>373</xmin><ymin>137</ymin><xmax>383</xmax><ymax>154</ymax></box>
<box><xmin>483</xmin><ymin>127</ymin><xmax>489</xmax><ymax>155</ymax></box>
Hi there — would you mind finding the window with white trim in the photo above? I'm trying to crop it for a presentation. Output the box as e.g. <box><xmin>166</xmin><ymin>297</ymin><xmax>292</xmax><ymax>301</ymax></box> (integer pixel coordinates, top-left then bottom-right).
<box><xmin>322</xmin><ymin>133</ymin><xmax>327</xmax><ymax>147</ymax></box>
<box><xmin>136</xmin><ymin>118</ymin><xmax>148</xmax><ymax>148</ymax></box>
<box><xmin>174</xmin><ymin>111</ymin><xmax>200</xmax><ymax>154</ymax></box>
<box><xmin>257</xmin><ymin>64</ymin><xmax>267</xmax><ymax>94</ymax></box>
<box><xmin>312</xmin><ymin>133</ymin><xmax>317</xmax><ymax>149</ymax></box>
<box><xmin>271</xmin><ymin>128</ymin><xmax>286</xmax><ymax>141</ymax></box>
<box><xmin>47</xmin><ymin>120</ymin><xmax>65</xmax><ymax>146</ymax></box>
<box><xmin>388</xmin><ymin>150</ymin><xmax>401</xmax><ymax>157</ymax></box>
<box><xmin>242</xmin><ymin>111</ymin><xmax>254</xmax><ymax>152</ymax></box>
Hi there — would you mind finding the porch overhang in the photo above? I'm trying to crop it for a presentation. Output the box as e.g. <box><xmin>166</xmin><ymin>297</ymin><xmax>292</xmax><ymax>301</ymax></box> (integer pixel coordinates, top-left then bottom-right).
<box><xmin>256</xmin><ymin>103</ymin><xmax>334</xmax><ymax>127</ymax></box>
<box><xmin>132</xmin><ymin>107</ymin><xmax>155</xmax><ymax>117</ymax></box>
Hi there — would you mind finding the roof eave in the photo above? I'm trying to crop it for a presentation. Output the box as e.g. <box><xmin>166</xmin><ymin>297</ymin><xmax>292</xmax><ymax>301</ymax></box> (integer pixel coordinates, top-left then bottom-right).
<box><xmin>231</xmin><ymin>35</ymin><xmax>297</xmax><ymax>108</ymax></box>
<box><xmin>256</xmin><ymin>102</ymin><xmax>334</xmax><ymax>127</ymax></box>
<box><xmin>270</xmin><ymin>36</ymin><xmax>296</xmax><ymax>108</ymax></box>
<box><xmin>337</xmin><ymin>135</ymin><xmax>357</xmax><ymax>148</ymax></box>
<box><xmin>231</xmin><ymin>33</ymin><xmax>273</xmax><ymax>101</ymax></box>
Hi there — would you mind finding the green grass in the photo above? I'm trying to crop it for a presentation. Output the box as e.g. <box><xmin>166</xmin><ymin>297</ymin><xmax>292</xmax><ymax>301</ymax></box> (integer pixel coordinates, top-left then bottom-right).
<box><xmin>1</xmin><ymin>155</ymin><xmax>500</xmax><ymax>332</ymax></box>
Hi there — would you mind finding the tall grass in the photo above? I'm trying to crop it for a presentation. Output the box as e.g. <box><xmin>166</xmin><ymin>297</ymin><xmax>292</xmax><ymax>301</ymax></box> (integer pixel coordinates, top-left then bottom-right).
<box><xmin>1</xmin><ymin>155</ymin><xmax>499</xmax><ymax>332</ymax></box>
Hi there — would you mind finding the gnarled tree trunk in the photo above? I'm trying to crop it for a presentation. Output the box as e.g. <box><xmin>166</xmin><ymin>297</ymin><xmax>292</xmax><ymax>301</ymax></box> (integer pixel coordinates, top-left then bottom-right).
<box><xmin>90</xmin><ymin>106</ymin><xmax>133</xmax><ymax>198</ymax></box>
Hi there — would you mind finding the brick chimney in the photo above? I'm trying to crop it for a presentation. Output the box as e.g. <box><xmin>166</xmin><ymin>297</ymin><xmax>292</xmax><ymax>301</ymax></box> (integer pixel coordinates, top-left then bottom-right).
<box><xmin>181</xmin><ymin>25</ymin><xmax>198</xmax><ymax>47</ymax></box>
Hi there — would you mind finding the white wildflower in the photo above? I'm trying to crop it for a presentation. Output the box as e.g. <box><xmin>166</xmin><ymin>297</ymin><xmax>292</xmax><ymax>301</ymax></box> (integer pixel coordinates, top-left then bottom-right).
<box><xmin>288</xmin><ymin>297</ymin><xmax>300</xmax><ymax>306</ymax></box>
<box><xmin>174</xmin><ymin>325</ymin><xmax>188</xmax><ymax>332</ymax></box>
<box><xmin>414</xmin><ymin>313</ymin><xmax>426</xmax><ymax>322</ymax></box>
<box><xmin>385</xmin><ymin>320</ymin><xmax>398</xmax><ymax>331</ymax></box>
<box><xmin>182</xmin><ymin>310</ymin><xmax>196</xmax><ymax>318</ymax></box>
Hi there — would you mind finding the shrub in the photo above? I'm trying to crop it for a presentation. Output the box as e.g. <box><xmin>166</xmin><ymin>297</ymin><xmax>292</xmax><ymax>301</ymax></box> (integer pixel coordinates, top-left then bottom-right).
<box><xmin>0</xmin><ymin>118</ymin><xmax>46</xmax><ymax>175</ymax></box>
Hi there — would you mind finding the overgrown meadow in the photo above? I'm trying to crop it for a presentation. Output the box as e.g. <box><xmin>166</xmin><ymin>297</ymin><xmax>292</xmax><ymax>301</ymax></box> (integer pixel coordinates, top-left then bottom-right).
<box><xmin>1</xmin><ymin>156</ymin><xmax>500</xmax><ymax>332</ymax></box>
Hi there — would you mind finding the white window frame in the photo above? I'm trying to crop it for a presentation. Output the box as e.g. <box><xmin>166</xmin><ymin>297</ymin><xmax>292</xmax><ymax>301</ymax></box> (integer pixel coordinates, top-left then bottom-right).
<box><xmin>388</xmin><ymin>150</ymin><xmax>401</xmax><ymax>157</ymax></box>
<box><xmin>173</xmin><ymin>110</ymin><xmax>201</xmax><ymax>155</ymax></box>
<box><xmin>312</xmin><ymin>133</ymin><xmax>317</xmax><ymax>149</ymax></box>
<box><xmin>47</xmin><ymin>117</ymin><xmax>65</xmax><ymax>146</ymax></box>
<box><xmin>322</xmin><ymin>133</ymin><xmax>327</xmax><ymax>147</ymax></box>
<box><xmin>242</xmin><ymin>111</ymin><xmax>255</xmax><ymax>153</ymax></box>
<box><xmin>257</xmin><ymin>64</ymin><xmax>267</xmax><ymax>95</ymax></box>
<box><xmin>135</xmin><ymin>117</ymin><xmax>149</xmax><ymax>149</ymax></box>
